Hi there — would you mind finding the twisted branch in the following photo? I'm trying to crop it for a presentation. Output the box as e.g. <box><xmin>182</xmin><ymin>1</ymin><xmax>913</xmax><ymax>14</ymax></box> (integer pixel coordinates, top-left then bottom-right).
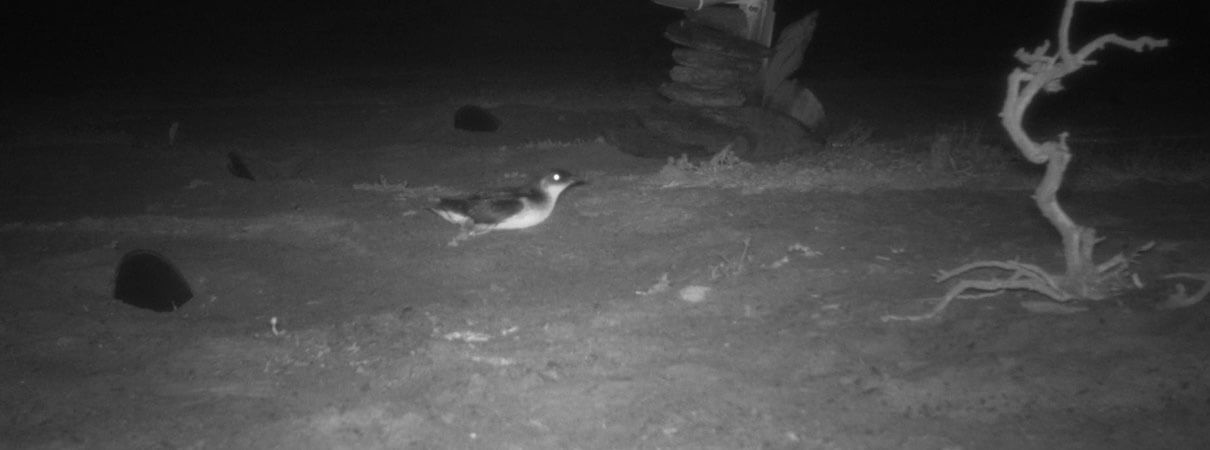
<box><xmin>886</xmin><ymin>0</ymin><xmax>1168</xmax><ymax>321</ymax></box>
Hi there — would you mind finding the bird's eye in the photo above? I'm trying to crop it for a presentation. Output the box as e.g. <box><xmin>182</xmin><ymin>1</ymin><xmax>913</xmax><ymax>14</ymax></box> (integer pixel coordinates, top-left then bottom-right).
<box><xmin>552</xmin><ymin>174</ymin><xmax>561</xmax><ymax>181</ymax></box>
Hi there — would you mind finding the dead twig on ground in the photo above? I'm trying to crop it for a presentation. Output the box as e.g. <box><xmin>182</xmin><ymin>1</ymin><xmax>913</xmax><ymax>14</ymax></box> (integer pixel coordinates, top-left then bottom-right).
<box><xmin>1157</xmin><ymin>273</ymin><xmax>1210</xmax><ymax>310</ymax></box>
<box><xmin>710</xmin><ymin>237</ymin><xmax>752</xmax><ymax>280</ymax></box>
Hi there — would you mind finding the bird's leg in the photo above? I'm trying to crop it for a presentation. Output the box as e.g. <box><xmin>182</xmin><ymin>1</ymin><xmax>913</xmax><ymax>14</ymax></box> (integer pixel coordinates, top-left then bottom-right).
<box><xmin>467</xmin><ymin>224</ymin><xmax>496</xmax><ymax>236</ymax></box>
<box><xmin>446</xmin><ymin>224</ymin><xmax>494</xmax><ymax>247</ymax></box>
<box><xmin>447</xmin><ymin>229</ymin><xmax>472</xmax><ymax>247</ymax></box>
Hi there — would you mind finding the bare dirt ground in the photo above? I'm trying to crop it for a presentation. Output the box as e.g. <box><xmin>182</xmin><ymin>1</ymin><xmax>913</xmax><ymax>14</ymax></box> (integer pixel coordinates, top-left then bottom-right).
<box><xmin>3</xmin><ymin>62</ymin><xmax>1210</xmax><ymax>449</ymax></box>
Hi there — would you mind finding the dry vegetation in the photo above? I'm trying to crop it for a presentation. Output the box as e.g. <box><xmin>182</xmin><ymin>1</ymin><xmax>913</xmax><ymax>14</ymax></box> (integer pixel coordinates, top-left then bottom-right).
<box><xmin>879</xmin><ymin>0</ymin><xmax>1210</xmax><ymax>321</ymax></box>
<box><xmin>647</xmin><ymin>120</ymin><xmax>1209</xmax><ymax>196</ymax></box>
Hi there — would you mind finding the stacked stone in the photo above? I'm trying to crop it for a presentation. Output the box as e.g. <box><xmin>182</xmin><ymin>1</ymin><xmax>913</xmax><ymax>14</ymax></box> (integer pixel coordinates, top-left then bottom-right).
<box><xmin>659</xmin><ymin>6</ymin><xmax>768</xmax><ymax>108</ymax></box>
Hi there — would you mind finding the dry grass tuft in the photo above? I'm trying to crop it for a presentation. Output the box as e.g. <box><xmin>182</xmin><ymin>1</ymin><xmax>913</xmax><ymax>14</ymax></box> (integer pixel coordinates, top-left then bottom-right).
<box><xmin>1073</xmin><ymin>141</ymin><xmax>1210</xmax><ymax>189</ymax></box>
<box><xmin>648</xmin><ymin>121</ymin><xmax>1208</xmax><ymax>194</ymax></box>
<box><xmin>649</xmin><ymin>122</ymin><xmax>1032</xmax><ymax>193</ymax></box>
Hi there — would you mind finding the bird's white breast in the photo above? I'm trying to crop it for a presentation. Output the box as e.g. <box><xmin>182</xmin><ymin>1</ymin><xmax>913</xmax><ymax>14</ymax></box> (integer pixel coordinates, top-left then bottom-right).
<box><xmin>493</xmin><ymin>199</ymin><xmax>553</xmax><ymax>230</ymax></box>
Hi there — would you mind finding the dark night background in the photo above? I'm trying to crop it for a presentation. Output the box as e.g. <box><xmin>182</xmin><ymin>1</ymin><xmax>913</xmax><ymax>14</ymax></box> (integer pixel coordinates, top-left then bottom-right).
<box><xmin>4</xmin><ymin>0</ymin><xmax>1206</xmax><ymax>95</ymax></box>
<box><xmin>3</xmin><ymin>4</ymin><xmax>1210</xmax><ymax>447</ymax></box>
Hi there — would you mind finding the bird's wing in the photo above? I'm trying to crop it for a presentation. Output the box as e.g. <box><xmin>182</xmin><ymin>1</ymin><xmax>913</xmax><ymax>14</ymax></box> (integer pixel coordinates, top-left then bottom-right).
<box><xmin>467</xmin><ymin>186</ymin><xmax>540</xmax><ymax>201</ymax></box>
<box><xmin>463</xmin><ymin>196</ymin><xmax>526</xmax><ymax>224</ymax></box>
<box><xmin>434</xmin><ymin>184</ymin><xmax>545</xmax><ymax>224</ymax></box>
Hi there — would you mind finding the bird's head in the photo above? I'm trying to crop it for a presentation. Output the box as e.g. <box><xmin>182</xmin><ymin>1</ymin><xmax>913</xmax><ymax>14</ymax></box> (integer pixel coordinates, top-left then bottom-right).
<box><xmin>538</xmin><ymin>169</ymin><xmax>584</xmax><ymax>199</ymax></box>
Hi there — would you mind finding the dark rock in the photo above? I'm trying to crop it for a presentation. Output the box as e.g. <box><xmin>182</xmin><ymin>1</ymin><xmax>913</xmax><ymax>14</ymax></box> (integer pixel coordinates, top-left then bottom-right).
<box><xmin>659</xmin><ymin>82</ymin><xmax>747</xmax><ymax>108</ymax></box>
<box><xmin>671</xmin><ymin>47</ymin><xmax>761</xmax><ymax>73</ymax></box>
<box><xmin>697</xmin><ymin>106</ymin><xmax>826</xmax><ymax>161</ymax></box>
<box><xmin>664</xmin><ymin>20</ymin><xmax>770</xmax><ymax>61</ymax></box>
<box><xmin>604</xmin><ymin>127</ymin><xmax>712</xmax><ymax>160</ymax></box>
<box><xmin>227</xmin><ymin>152</ymin><xmax>255</xmax><ymax>181</ymax></box>
<box><xmin>669</xmin><ymin>65</ymin><xmax>750</xmax><ymax>90</ymax></box>
<box><xmin>638</xmin><ymin>106</ymin><xmax>738</xmax><ymax>149</ymax></box>
<box><xmin>113</xmin><ymin>250</ymin><xmax>193</xmax><ymax>312</ymax></box>
<box><xmin>226</xmin><ymin>151</ymin><xmax>313</xmax><ymax>182</ymax></box>
<box><xmin>617</xmin><ymin>105</ymin><xmax>824</xmax><ymax>162</ymax></box>
<box><xmin>453</xmin><ymin>105</ymin><xmax>501</xmax><ymax>132</ymax></box>
<box><xmin>685</xmin><ymin>5</ymin><xmax>750</xmax><ymax>38</ymax></box>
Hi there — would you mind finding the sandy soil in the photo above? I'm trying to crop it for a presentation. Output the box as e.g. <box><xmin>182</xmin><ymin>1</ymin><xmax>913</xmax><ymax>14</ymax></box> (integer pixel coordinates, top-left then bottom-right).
<box><xmin>2</xmin><ymin>63</ymin><xmax>1209</xmax><ymax>449</ymax></box>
